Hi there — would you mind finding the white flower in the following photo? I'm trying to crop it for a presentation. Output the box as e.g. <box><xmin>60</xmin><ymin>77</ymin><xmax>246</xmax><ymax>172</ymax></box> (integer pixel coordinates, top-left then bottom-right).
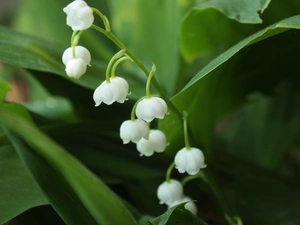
<box><xmin>62</xmin><ymin>46</ymin><xmax>91</xmax><ymax>66</ymax></box>
<box><xmin>65</xmin><ymin>58</ymin><xmax>87</xmax><ymax>79</ymax></box>
<box><xmin>168</xmin><ymin>196</ymin><xmax>197</xmax><ymax>215</ymax></box>
<box><xmin>137</xmin><ymin>129</ymin><xmax>167</xmax><ymax>157</ymax></box>
<box><xmin>135</xmin><ymin>97</ymin><xmax>168</xmax><ymax>122</ymax></box>
<box><xmin>63</xmin><ymin>0</ymin><xmax>94</xmax><ymax>31</ymax></box>
<box><xmin>93</xmin><ymin>77</ymin><xmax>129</xmax><ymax>106</ymax></box>
<box><xmin>175</xmin><ymin>147</ymin><xmax>206</xmax><ymax>175</ymax></box>
<box><xmin>157</xmin><ymin>179</ymin><xmax>183</xmax><ymax>205</ymax></box>
<box><xmin>120</xmin><ymin>119</ymin><xmax>149</xmax><ymax>144</ymax></box>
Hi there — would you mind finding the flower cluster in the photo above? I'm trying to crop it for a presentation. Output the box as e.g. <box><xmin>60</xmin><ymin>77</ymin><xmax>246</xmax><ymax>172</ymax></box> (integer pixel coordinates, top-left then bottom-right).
<box><xmin>119</xmin><ymin>65</ymin><xmax>169</xmax><ymax>156</ymax></box>
<box><xmin>63</xmin><ymin>0</ymin><xmax>207</xmax><ymax>218</ymax></box>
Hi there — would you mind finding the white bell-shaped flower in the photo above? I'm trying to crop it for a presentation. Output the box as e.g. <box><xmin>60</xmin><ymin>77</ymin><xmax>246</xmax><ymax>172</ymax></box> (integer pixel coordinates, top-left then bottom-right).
<box><xmin>137</xmin><ymin>129</ymin><xmax>167</xmax><ymax>157</ymax></box>
<box><xmin>62</xmin><ymin>46</ymin><xmax>91</xmax><ymax>66</ymax></box>
<box><xmin>65</xmin><ymin>58</ymin><xmax>87</xmax><ymax>79</ymax></box>
<box><xmin>120</xmin><ymin>119</ymin><xmax>149</xmax><ymax>144</ymax></box>
<box><xmin>136</xmin><ymin>97</ymin><xmax>168</xmax><ymax>122</ymax></box>
<box><xmin>157</xmin><ymin>179</ymin><xmax>183</xmax><ymax>205</ymax></box>
<box><xmin>174</xmin><ymin>147</ymin><xmax>207</xmax><ymax>175</ymax></box>
<box><xmin>63</xmin><ymin>0</ymin><xmax>94</xmax><ymax>31</ymax></box>
<box><xmin>168</xmin><ymin>196</ymin><xmax>197</xmax><ymax>215</ymax></box>
<box><xmin>93</xmin><ymin>77</ymin><xmax>129</xmax><ymax>106</ymax></box>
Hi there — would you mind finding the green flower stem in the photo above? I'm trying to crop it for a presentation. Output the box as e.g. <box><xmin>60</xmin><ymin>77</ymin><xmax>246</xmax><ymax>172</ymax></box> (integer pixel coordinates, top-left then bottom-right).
<box><xmin>92</xmin><ymin>8</ymin><xmax>111</xmax><ymax>32</ymax></box>
<box><xmin>90</xmin><ymin>24</ymin><xmax>183</xmax><ymax>122</ymax></box>
<box><xmin>71</xmin><ymin>30</ymin><xmax>84</xmax><ymax>58</ymax></box>
<box><xmin>111</xmin><ymin>56</ymin><xmax>131</xmax><ymax>78</ymax></box>
<box><xmin>71</xmin><ymin>31</ymin><xmax>78</xmax><ymax>58</ymax></box>
<box><xmin>165</xmin><ymin>162</ymin><xmax>175</xmax><ymax>183</ymax></box>
<box><xmin>145</xmin><ymin>63</ymin><xmax>156</xmax><ymax>98</ymax></box>
<box><xmin>105</xmin><ymin>49</ymin><xmax>126</xmax><ymax>82</ymax></box>
<box><xmin>183</xmin><ymin>111</ymin><xmax>191</xmax><ymax>150</ymax></box>
<box><xmin>130</xmin><ymin>97</ymin><xmax>144</xmax><ymax>121</ymax></box>
<box><xmin>181</xmin><ymin>171</ymin><xmax>206</xmax><ymax>186</ymax></box>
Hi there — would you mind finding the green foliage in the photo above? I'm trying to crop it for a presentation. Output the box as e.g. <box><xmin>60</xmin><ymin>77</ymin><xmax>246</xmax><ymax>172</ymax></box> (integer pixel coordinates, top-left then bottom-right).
<box><xmin>0</xmin><ymin>145</ymin><xmax>48</xmax><ymax>224</ymax></box>
<box><xmin>0</xmin><ymin>80</ymin><xmax>138</xmax><ymax>225</ymax></box>
<box><xmin>0</xmin><ymin>0</ymin><xmax>300</xmax><ymax>224</ymax></box>
<box><xmin>196</xmin><ymin>0</ymin><xmax>271</xmax><ymax>24</ymax></box>
<box><xmin>148</xmin><ymin>203</ymin><xmax>208</xmax><ymax>225</ymax></box>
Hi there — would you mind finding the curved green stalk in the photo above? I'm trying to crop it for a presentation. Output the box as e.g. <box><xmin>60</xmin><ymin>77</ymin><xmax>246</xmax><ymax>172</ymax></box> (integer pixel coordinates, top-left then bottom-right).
<box><xmin>111</xmin><ymin>56</ymin><xmax>131</xmax><ymax>78</ymax></box>
<box><xmin>130</xmin><ymin>97</ymin><xmax>145</xmax><ymax>121</ymax></box>
<box><xmin>181</xmin><ymin>172</ymin><xmax>206</xmax><ymax>186</ymax></box>
<box><xmin>90</xmin><ymin>25</ymin><xmax>182</xmax><ymax>122</ymax></box>
<box><xmin>165</xmin><ymin>162</ymin><xmax>175</xmax><ymax>183</ymax></box>
<box><xmin>105</xmin><ymin>49</ymin><xmax>126</xmax><ymax>82</ymax></box>
<box><xmin>183</xmin><ymin>111</ymin><xmax>191</xmax><ymax>150</ymax></box>
<box><xmin>145</xmin><ymin>63</ymin><xmax>156</xmax><ymax>98</ymax></box>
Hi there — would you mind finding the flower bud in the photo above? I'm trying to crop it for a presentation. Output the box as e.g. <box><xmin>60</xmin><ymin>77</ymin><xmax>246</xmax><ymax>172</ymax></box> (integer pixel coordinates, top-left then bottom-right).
<box><xmin>120</xmin><ymin>119</ymin><xmax>149</xmax><ymax>144</ymax></box>
<box><xmin>174</xmin><ymin>147</ymin><xmax>206</xmax><ymax>175</ymax></box>
<box><xmin>157</xmin><ymin>179</ymin><xmax>183</xmax><ymax>205</ymax></box>
<box><xmin>62</xmin><ymin>46</ymin><xmax>91</xmax><ymax>66</ymax></box>
<box><xmin>137</xmin><ymin>129</ymin><xmax>167</xmax><ymax>157</ymax></box>
<box><xmin>168</xmin><ymin>196</ymin><xmax>197</xmax><ymax>215</ymax></box>
<box><xmin>136</xmin><ymin>97</ymin><xmax>168</xmax><ymax>122</ymax></box>
<box><xmin>65</xmin><ymin>58</ymin><xmax>87</xmax><ymax>79</ymax></box>
<box><xmin>93</xmin><ymin>77</ymin><xmax>129</xmax><ymax>106</ymax></box>
<box><xmin>63</xmin><ymin>0</ymin><xmax>94</xmax><ymax>31</ymax></box>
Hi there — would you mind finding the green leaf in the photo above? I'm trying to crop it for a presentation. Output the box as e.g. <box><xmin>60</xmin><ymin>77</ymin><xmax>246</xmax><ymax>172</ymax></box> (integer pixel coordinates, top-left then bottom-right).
<box><xmin>223</xmin><ymin>163</ymin><xmax>300</xmax><ymax>225</ymax></box>
<box><xmin>196</xmin><ymin>0</ymin><xmax>271</xmax><ymax>24</ymax></box>
<box><xmin>0</xmin><ymin>80</ymin><xmax>137</xmax><ymax>225</ymax></box>
<box><xmin>218</xmin><ymin>83</ymin><xmax>300</xmax><ymax>170</ymax></box>
<box><xmin>108</xmin><ymin>0</ymin><xmax>182</xmax><ymax>95</ymax></box>
<box><xmin>148</xmin><ymin>203</ymin><xmax>208</xmax><ymax>225</ymax></box>
<box><xmin>180</xmin><ymin>8</ymin><xmax>257</xmax><ymax>62</ymax></box>
<box><xmin>0</xmin><ymin>145</ymin><xmax>48</xmax><ymax>224</ymax></box>
<box><xmin>160</xmin><ymin>15</ymin><xmax>300</xmax><ymax>158</ymax></box>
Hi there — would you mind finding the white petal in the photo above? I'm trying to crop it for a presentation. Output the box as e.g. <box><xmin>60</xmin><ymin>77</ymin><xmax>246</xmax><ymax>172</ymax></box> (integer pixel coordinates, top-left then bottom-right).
<box><xmin>168</xmin><ymin>196</ymin><xmax>197</xmax><ymax>215</ymax></box>
<box><xmin>63</xmin><ymin>0</ymin><xmax>94</xmax><ymax>31</ymax></box>
<box><xmin>65</xmin><ymin>58</ymin><xmax>86</xmax><ymax>79</ymax></box>
<box><xmin>62</xmin><ymin>46</ymin><xmax>91</xmax><ymax>65</ymax></box>
<box><xmin>136</xmin><ymin>97</ymin><xmax>168</xmax><ymax>122</ymax></box>
<box><xmin>157</xmin><ymin>179</ymin><xmax>183</xmax><ymax>205</ymax></box>
<box><xmin>119</xmin><ymin>119</ymin><xmax>149</xmax><ymax>144</ymax></box>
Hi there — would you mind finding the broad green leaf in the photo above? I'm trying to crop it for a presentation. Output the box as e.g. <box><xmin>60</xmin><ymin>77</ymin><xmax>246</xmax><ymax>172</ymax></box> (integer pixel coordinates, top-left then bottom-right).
<box><xmin>0</xmin><ymin>145</ymin><xmax>48</xmax><ymax>224</ymax></box>
<box><xmin>218</xmin><ymin>83</ymin><xmax>300</xmax><ymax>169</ymax></box>
<box><xmin>148</xmin><ymin>203</ymin><xmax>208</xmax><ymax>225</ymax></box>
<box><xmin>160</xmin><ymin>15</ymin><xmax>300</xmax><ymax>159</ymax></box>
<box><xmin>0</xmin><ymin>112</ymin><xmax>137</xmax><ymax>225</ymax></box>
<box><xmin>180</xmin><ymin>0</ymin><xmax>300</xmax><ymax>62</ymax></box>
<box><xmin>0</xmin><ymin>81</ymin><xmax>137</xmax><ymax>225</ymax></box>
<box><xmin>69</xmin><ymin>140</ymin><xmax>164</xmax><ymax>181</ymax></box>
<box><xmin>108</xmin><ymin>0</ymin><xmax>182</xmax><ymax>95</ymax></box>
<box><xmin>180</xmin><ymin>8</ymin><xmax>257</xmax><ymax>62</ymax></box>
<box><xmin>223</xmin><ymin>163</ymin><xmax>300</xmax><ymax>225</ymax></box>
<box><xmin>196</xmin><ymin>0</ymin><xmax>271</xmax><ymax>24</ymax></box>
